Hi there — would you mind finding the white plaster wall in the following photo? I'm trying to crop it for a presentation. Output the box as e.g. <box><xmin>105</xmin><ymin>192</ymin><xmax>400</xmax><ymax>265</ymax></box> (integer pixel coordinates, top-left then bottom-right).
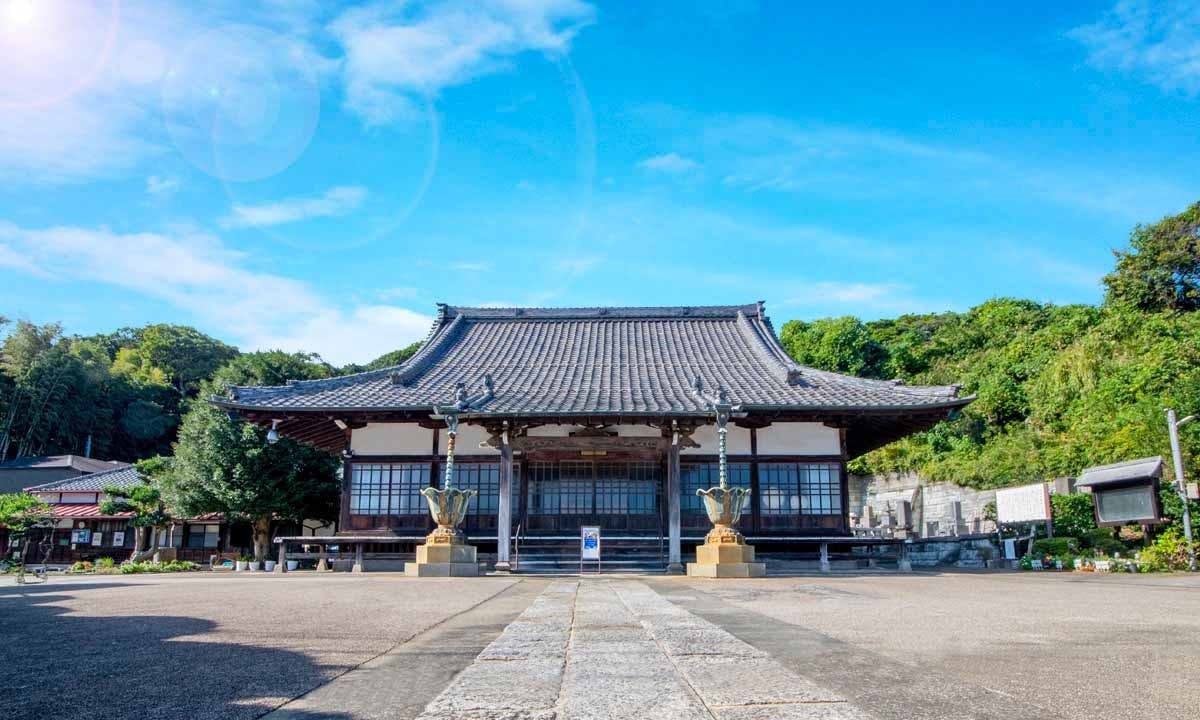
<box><xmin>456</xmin><ymin>423</ymin><xmax>500</xmax><ymax>456</ymax></box>
<box><xmin>527</xmin><ymin>424</ymin><xmax>581</xmax><ymax>437</ymax></box>
<box><xmin>756</xmin><ymin>422</ymin><xmax>841</xmax><ymax>456</ymax></box>
<box><xmin>527</xmin><ymin>424</ymin><xmax>660</xmax><ymax>438</ymax></box>
<box><xmin>682</xmin><ymin>425</ymin><xmax>752</xmax><ymax>455</ymax></box>
<box><xmin>616</xmin><ymin>424</ymin><xmax>661</xmax><ymax>437</ymax></box>
<box><xmin>351</xmin><ymin>423</ymin><xmax>432</xmax><ymax>455</ymax></box>
<box><xmin>61</xmin><ymin>492</ymin><xmax>98</xmax><ymax>504</ymax></box>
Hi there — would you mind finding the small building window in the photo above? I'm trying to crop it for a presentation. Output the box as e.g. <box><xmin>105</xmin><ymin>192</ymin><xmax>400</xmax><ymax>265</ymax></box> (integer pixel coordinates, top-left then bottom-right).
<box><xmin>186</xmin><ymin>524</ymin><xmax>221</xmax><ymax>549</ymax></box>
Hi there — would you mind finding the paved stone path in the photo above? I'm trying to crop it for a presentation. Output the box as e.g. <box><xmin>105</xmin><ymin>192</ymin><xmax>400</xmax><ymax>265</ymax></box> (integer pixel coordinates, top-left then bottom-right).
<box><xmin>417</xmin><ymin>579</ymin><xmax>867</xmax><ymax>720</ymax></box>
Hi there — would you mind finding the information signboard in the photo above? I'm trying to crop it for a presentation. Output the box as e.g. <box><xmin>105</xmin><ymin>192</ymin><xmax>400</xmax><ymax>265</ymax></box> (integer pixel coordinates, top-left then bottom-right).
<box><xmin>112</xmin><ymin>531</ymin><xmax>125</xmax><ymax>547</ymax></box>
<box><xmin>995</xmin><ymin>483</ymin><xmax>1051</xmax><ymax>523</ymax></box>
<box><xmin>581</xmin><ymin>526</ymin><xmax>600</xmax><ymax>560</ymax></box>
<box><xmin>71</xmin><ymin>529</ymin><xmax>91</xmax><ymax>545</ymax></box>
<box><xmin>91</xmin><ymin>532</ymin><xmax>103</xmax><ymax>546</ymax></box>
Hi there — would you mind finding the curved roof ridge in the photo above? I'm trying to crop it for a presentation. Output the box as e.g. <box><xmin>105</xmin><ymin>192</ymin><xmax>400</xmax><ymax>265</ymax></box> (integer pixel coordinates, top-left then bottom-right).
<box><xmin>394</xmin><ymin>312</ymin><xmax>466</xmax><ymax>385</ymax></box>
<box><xmin>442</xmin><ymin>303</ymin><xmax>761</xmax><ymax>321</ymax></box>
<box><xmin>733</xmin><ymin>310</ymin><xmax>802</xmax><ymax>385</ymax></box>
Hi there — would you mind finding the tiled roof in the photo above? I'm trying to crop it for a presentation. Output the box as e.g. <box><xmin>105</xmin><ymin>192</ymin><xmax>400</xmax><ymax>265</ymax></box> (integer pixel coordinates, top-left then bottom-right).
<box><xmin>216</xmin><ymin>303</ymin><xmax>969</xmax><ymax>416</ymax></box>
<box><xmin>0</xmin><ymin>455</ymin><xmax>130</xmax><ymax>473</ymax></box>
<box><xmin>48</xmin><ymin>503</ymin><xmax>134</xmax><ymax>520</ymax></box>
<box><xmin>25</xmin><ymin>465</ymin><xmax>144</xmax><ymax>493</ymax></box>
<box><xmin>1076</xmin><ymin>456</ymin><xmax>1164</xmax><ymax>488</ymax></box>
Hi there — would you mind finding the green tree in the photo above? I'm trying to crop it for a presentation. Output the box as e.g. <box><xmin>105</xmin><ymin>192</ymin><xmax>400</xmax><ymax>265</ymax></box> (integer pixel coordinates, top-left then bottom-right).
<box><xmin>0</xmin><ymin>492</ymin><xmax>51</xmax><ymax>571</ymax></box>
<box><xmin>136</xmin><ymin>325</ymin><xmax>238</xmax><ymax>396</ymax></box>
<box><xmin>100</xmin><ymin>458</ymin><xmax>174</xmax><ymax>561</ymax></box>
<box><xmin>779</xmin><ymin>316</ymin><xmax>886</xmax><ymax>377</ymax></box>
<box><xmin>1104</xmin><ymin>201</ymin><xmax>1200</xmax><ymax>312</ymax></box>
<box><xmin>166</xmin><ymin>351</ymin><xmax>341</xmax><ymax>561</ymax></box>
<box><xmin>167</xmin><ymin>402</ymin><xmax>339</xmax><ymax>561</ymax></box>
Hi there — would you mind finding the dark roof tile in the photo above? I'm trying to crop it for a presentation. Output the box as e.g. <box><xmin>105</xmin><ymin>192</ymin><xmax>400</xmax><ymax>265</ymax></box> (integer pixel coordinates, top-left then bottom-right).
<box><xmin>216</xmin><ymin>303</ymin><xmax>968</xmax><ymax>416</ymax></box>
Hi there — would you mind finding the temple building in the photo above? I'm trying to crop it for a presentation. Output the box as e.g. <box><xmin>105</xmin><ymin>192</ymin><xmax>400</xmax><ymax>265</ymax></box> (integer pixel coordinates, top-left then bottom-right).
<box><xmin>213</xmin><ymin>303</ymin><xmax>970</xmax><ymax>571</ymax></box>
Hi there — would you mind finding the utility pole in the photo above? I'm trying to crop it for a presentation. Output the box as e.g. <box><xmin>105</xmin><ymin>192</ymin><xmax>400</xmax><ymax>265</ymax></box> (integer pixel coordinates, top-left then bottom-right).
<box><xmin>1166</xmin><ymin>408</ymin><xmax>1196</xmax><ymax>572</ymax></box>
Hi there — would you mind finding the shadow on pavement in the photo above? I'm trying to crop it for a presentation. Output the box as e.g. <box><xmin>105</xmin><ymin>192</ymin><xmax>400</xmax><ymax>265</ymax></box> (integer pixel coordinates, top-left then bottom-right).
<box><xmin>0</xmin><ymin>584</ymin><xmax>353</xmax><ymax>720</ymax></box>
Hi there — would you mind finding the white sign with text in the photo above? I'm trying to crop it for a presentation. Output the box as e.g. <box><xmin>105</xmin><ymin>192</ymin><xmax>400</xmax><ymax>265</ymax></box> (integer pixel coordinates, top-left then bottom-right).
<box><xmin>996</xmin><ymin>482</ymin><xmax>1051</xmax><ymax>523</ymax></box>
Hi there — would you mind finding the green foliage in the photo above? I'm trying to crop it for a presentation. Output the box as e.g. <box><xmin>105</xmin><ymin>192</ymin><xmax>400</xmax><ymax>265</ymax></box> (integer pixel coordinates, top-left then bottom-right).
<box><xmin>779</xmin><ymin>317</ymin><xmax>885</xmax><ymax>377</ymax></box>
<box><xmin>1104</xmin><ymin>201</ymin><xmax>1200</xmax><ymax>312</ymax></box>
<box><xmin>1081</xmin><ymin>528</ymin><xmax>1128</xmax><ymax>557</ymax></box>
<box><xmin>165</xmin><ymin>399</ymin><xmax>340</xmax><ymax>525</ymax></box>
<box><xmin>1050</xmin><ymin>494</ymin><xmax>1097</xmax><ymax>537</ymax></box>
<box><xmin>1137</xmin><ymin>527</ymin><xmax>1197</xmax><ymax>572</ymax></box>
<box><xmin>0</xmin><ymin>492</ymin><xmax>51</xmax><ymax>538</ymax></box>
<box><xmin>1159</xmin><ymin>484</ymin><xmax>1200</xmax><ymax>533</ymax></box>
<box><xmin>119</xmin><ymin>559</ymin><xmax>200</xmax><ymax>574</ymax></box>
<box><xmin>1033</xmin><ymin>537</ymin><xmax>1078</xmax><ymax>557</ymax></box>
<box><xmin>343</xmin><ymin>342</ymin><xmax>423</xmax><ymax>374</ymax></box>
<box><xmin>840</xmin><ymin>293</ymin><xmax>1199</xmax><ymax>488</ymax></box>
<box><xmin>135</xmin><ymin>325</ymin><xmax>237</xmax><ymax>395</ymax></box>
<box><xmin>100</xmin><ymin>470</ymin><xmax>171</xmax><ymax>530</ymax></box>
<box><xmin>96</xmin><ymin>556</ymin><xmax>115</xmax><ymax>569</ymax></box>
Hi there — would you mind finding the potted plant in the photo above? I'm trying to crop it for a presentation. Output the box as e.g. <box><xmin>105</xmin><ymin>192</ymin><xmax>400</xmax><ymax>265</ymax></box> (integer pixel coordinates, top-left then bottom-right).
<box><xmin>263</xmin><ymin>559</ymin><xmax>276</xmax><ymax>573</ymax></box>
<box><xmin>286</xmin><ymin>559</ymin><xmax>300</xmax><ymax>572</ymax></box>
<box><xmin>248</xmin><ymin>556</ymin><xmax>261</xmax><ymax>572</ymax></box>
<box><xmin>235</xmin><ymin>554</ymin><xmax>250</xmax><ymax>572</ymax></box>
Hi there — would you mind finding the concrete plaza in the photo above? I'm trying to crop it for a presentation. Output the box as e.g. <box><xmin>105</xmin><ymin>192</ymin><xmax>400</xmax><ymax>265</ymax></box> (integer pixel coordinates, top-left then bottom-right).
<box><xmin>1</xmin><ymin>570</ymin><xmax>1196</xmax><ymax>719</ymax></box>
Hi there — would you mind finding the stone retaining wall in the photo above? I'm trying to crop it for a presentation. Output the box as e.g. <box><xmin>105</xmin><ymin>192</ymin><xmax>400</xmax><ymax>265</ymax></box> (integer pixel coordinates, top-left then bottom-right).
<box><xmin>850</xmin><ymin>472</ymin><xmax>998</xmax><ymax>538</ymax></box>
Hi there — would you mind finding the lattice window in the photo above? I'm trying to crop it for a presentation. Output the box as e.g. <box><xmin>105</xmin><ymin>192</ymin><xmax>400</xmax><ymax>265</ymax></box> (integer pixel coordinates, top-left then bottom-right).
<box><xmin>350</xmin><ymin>463</ymin><xmax>431</xmax><ymax>516</ymax></box>
<box><xmin>758</xmin><ymin>462</ymin><xmax>841</xmax><ymax>516</ymax></box>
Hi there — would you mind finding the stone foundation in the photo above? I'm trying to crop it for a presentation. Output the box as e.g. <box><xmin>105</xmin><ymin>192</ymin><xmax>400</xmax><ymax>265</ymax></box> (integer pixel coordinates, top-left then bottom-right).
<box><xmin>404</xmin><ymin>533</ymin><xmax>479</xmax><ymax>577</ymax></box>
<box><xmin>686</xmin><ymin>529</ymin><xmax>765</xmax><ymax>578</ymax></box>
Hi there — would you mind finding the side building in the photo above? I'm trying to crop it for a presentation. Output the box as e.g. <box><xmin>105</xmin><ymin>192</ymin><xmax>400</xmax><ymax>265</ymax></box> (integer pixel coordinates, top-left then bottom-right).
<box><xmin>213</xmin><ymin>303</ymin><xmax>971</xmax><ymax>570</ymax></box>
<box><xmin>19</xmin><ymin>466</ymin><xmax>230</xmax><ymax>564</ymax></box>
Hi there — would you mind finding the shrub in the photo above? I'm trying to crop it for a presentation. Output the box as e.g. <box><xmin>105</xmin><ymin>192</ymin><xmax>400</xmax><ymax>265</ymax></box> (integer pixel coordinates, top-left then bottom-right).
<box><xmin>1033</xmin><ymin>537</ymin><xmax>1078</xmax><ymax>557</ymax></box>
<box><xmin>119</xmin><ymin>559</ymin><xmax>201</xmax><ymax>574</ymax></box>
<box><xmin>1082</xmin><ymin>528</ymin><xmax>1128</xmax><ymax>557</ymax></box>
<box><xmin>1051</xmin><ymin>494</ymin><xmax>1097</xmax><ymax>537</ymax></box>
<box><xmin>70</xmin><ymin>561</ymin><xmax>94</xmax><ymax>573</ymax></box>
<box><xmin>1138</xmin><ymin>528</ymin><xmax>1197</xmax><ymax>572</ymax></box>
<box><xmin>96</xmin><ymin>557</ymin><xmax>115</xmax><ymax>569</ymax></box>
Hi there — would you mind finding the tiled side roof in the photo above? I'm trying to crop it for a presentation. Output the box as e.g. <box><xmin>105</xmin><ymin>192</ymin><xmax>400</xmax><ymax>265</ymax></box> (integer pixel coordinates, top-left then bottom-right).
<box><xmin>0</xmin><ymin>455</ymin><xmax>130</xmax><ymax>473</ymax></box>
<box><xmin>1076</xmin><ymin>456</ymin><xmax>1164</xmax><ymax>487</ymax></box>
<box><xmin>25</xmin><ymin>465</ymin><xmax>144</xmax><ymax>493</ymax></box>
<box><xmin>216</xmin><ymin>303</ymin><xmax>968</xmax><ymax>416</ymax></box>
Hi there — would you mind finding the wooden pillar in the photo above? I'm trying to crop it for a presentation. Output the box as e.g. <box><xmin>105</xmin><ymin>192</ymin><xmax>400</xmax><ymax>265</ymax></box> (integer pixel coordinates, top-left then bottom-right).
<box><xmin>352</xmin><ymin>543</ymin><xmax>364</xmax><ymax>573</ymax></box>
<box><xmin>275</xmin><ymin>540</ymin><xmax>286</xmax><ymax>573</ymax></box>
<box><xmin>819</xmin><ymin>542</ymin><xmax>830</xmax><ymax>573</ymax></box>
<box><xmin>495</xmin><ymin>425</ymin><xmax>513</xmax><ymax>572</ymax></box>
<box><xmin>667</xmin><ymin>428</ymin><xmax>683</xmax><ymax>573</ymax></box>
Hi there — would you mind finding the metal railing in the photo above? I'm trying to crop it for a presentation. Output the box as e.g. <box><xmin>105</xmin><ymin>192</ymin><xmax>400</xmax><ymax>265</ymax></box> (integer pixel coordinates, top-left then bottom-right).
<box><xmin>512</xmin><ymin>523</ymin><xmax>523</xmax><ymax>572</ymax></box>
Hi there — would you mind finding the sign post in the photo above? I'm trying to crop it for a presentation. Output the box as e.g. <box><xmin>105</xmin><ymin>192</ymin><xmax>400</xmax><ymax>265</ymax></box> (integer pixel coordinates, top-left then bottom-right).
<box><xmin>580</xmin><ymin>526</ymin><xmax>600</xmax><ymax>574</ymax></box>
<box><xmin>996</xmin><ymin>483</ymin><xmax>1052</xmax><ymax>557</ymax></box>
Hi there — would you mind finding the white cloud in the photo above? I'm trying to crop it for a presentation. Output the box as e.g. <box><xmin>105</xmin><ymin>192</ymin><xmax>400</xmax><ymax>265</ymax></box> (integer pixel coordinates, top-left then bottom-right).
<box><xmin>0</xmin><ymin>1</ymin><xmax>334</xmax><ymax>184</ymax></box>
<box><xmin>146</xmin><ymin>175</ymin><xmax>181</xmax><ymax>197</ymax></box>
<box><xmin>451</xmin><ymin>261</ymin><xmax>492</xmax><ymax>272</ymax></box>
<box><xmin>220</xmin><ymin>186</ymin><xmax>368</xmax><ymax>228</ymax></box>
<box><xmin>555</xmin><ymin>255</ymin><xmax>602</xmax><ymax>274</ymax></box>
<box><xmin>638</xmin><ymin>152</ymin><xmax>700</xmax><ymax>174</ymax></box>
<box><xmin>328</xmin><ymin>0</ymin><xmax>595</xmax><ymax>124</ymax></box>
<box><xmin>1070</xmin><ymin>1</ymin><xmax>1200</xmax><ymax>94</ymax></box>
<box><xmin>0</xmin><ymin>221</ymin><xmax>432</xmax><ymax>365</ymax></box>
<box><xmin>789</xmin><ymin>282</ymin><xmax>906</xmax><ymax>305</ymax></box>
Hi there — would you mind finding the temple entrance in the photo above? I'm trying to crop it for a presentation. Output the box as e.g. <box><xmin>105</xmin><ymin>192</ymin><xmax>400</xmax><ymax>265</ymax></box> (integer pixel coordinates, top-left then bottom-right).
<box><xmin>524</xmin><ymin>459</ymin><xmax>662</xmax><ymax>534</ymax></box>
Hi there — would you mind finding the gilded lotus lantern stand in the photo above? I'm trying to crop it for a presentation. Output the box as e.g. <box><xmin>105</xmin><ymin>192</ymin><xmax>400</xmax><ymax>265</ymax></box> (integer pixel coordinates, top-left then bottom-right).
<box><xmin>687</xmin><ymin>388</ymin><xmax>766</xmax><ymax>578</ymax></box>
<box><xmin>405</xmin><ymin>410</ymin><xmax>481</xmax><ymax>577</ymax></box>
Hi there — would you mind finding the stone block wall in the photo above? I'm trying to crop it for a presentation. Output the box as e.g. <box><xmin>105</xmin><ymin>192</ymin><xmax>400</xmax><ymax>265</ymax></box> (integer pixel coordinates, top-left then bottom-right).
<box><xmin>849</xmin><ymin>472</ymin><xmax>998</xmax><ymax>538</ymax></box>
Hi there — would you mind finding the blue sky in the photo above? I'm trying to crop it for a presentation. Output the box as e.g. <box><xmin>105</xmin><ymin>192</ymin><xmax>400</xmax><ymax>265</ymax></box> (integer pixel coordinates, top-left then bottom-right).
<box><xmin>1</xmin><ymin>1</ymin><xmax>1198</xmax><ymax>365</ymax></box>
